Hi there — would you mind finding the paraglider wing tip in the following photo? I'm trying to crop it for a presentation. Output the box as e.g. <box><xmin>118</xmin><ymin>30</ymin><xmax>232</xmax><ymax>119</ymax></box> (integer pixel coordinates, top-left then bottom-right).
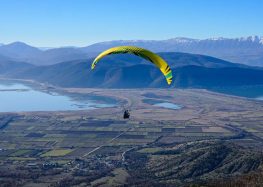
<box><xmin>91</xmin><ymin>62</ymin><xmax>96</xmax><ymax>70</ymax></box>
<box><xmin>165</xmin><ymin>72</ymin><xmax>173</xmax><ymax>85</ymax></box>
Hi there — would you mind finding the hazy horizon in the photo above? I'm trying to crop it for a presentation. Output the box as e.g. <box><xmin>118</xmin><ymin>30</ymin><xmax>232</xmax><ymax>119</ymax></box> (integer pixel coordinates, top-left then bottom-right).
<box><xmin>1</xmin><ymin>35</ymin><xmax>263</xmax><ymax>48</ymax></box>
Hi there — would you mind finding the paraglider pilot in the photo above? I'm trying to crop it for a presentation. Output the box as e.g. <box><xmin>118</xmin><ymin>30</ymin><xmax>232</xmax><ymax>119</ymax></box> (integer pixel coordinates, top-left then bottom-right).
<box><xmin>123</xmin><ymin>110</ymin><xmax>130</xmax><ymax>119</ymax></box>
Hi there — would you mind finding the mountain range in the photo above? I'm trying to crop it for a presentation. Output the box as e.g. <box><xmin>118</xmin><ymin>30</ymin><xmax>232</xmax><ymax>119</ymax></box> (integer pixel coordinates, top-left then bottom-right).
<box><xmin>1</xmin><ymin>36</ymin><xmax>263</xmax><ymax>66</ymax></box>
<box><xmin>1</xmin><ymin>52</ymin><xmax>263</xmax><ymax>93</ymax></box>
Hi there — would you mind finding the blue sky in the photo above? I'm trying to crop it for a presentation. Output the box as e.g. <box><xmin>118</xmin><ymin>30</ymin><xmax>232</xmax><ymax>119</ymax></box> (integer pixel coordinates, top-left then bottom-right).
<box><xmin>0</xmin><ymin>0</ymin><xmax>262</xmax><ymax>47</ymax></box>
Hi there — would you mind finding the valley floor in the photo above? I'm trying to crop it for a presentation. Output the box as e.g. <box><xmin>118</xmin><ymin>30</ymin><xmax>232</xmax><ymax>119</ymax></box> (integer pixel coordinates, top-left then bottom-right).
<box><xmin>0</xmin><ymin>87</ymin><xmax>263</xmax><ymax>186</ymax></box>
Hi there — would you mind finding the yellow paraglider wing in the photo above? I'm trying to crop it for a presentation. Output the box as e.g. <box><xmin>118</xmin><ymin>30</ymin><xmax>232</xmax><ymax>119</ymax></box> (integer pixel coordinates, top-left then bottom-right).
<box><xmin>91</xmin><ymin>46</ymin><xmax>173</xmax><ymax>85</ymax></box>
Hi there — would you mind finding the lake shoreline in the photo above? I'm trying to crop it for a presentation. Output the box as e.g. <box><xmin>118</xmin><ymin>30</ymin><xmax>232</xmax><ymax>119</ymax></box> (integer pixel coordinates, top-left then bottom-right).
<box><xmin>0</xmin><ymin>78</ymin><xmax>118</xmax><ymax>113</ymax></box>
<box><xmin>0</xmin><ymin>77</ymin><xmax>262</xmax><ymax>114</ymax></box>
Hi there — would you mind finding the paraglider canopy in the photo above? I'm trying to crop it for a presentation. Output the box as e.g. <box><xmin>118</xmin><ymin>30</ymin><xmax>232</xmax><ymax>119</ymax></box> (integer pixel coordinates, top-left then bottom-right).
<box><xmin>91</xmin><ymin>46</ymin><xmax>173</xmax><ymax>85</ymax></box>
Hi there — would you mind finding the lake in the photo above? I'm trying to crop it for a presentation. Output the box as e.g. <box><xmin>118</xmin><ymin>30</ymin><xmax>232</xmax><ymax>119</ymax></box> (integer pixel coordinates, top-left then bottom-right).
<box><xmin>142</xmin><ymin>99</ymin><xmax>182</xmax><ymax>110</ymax></box>
<box><xmin>0</xmin><ymin>81</ymin><xmax>115</xmax><ymax>112</ymax></box>
<box><xmin>154</xmin><ymin>102</ymin><xmax>182</xmax><ymax>110</ymax></box>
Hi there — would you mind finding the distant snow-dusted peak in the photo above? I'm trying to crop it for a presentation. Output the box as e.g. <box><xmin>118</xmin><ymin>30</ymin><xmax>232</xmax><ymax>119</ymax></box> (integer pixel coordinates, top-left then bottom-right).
<box><xmin>207</xmin><ymin>37</ymin><xmax>228</xmax><ymax>41</ymax></box>
<box><xmin>166</xmin><ymin>36</ymin><xmax>263</xmax><ymax>44</ymax></box>
<box><xmin>167</xmin><ymin>37</ymin><xmax>200</xmax><ymax>43</ymax></box>
<box><xmin>237</xmin><ymin>36</ymin><xmax>262</xmax><ymax>43</ymax></box>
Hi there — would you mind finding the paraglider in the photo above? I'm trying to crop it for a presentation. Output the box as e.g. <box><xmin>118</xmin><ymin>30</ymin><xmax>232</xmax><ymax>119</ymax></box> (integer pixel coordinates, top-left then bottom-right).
<box><xmin>91</xmin><ymin>46</ymin><xmax>173</xmax><ymax>85</ymax></box>
<box><xmin>123</xmin><ymin>109</ymin><xmax>130</xmax><ymax>119</ymax></box>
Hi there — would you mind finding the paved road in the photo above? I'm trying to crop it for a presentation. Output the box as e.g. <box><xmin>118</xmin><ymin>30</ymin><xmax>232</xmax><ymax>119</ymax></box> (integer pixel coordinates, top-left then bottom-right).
<box><xmin>82</xmin><ymin>127</ymin><xmax>132</xmax><ymax>158</ymax></box>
